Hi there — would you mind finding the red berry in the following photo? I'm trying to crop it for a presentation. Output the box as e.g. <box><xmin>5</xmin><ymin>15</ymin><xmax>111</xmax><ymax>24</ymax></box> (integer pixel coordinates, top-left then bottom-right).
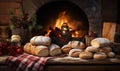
<box><xmin>17</xmin><ymin>48</ymin><xmax>22</xmax><ymax>54</ymax></box>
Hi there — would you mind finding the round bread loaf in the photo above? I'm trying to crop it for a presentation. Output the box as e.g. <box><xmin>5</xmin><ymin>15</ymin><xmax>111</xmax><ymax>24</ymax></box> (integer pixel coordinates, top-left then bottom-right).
<box><xmin>107</xmin><ymin>52</ymin><xmax>115</xmax><ymax>58</ymax></box>
<box><xmin>61</xmin><ymin>44</ymin><xmax>72</xmax><ymax>54</ymax></box>
<box><xmin>85</xmin><ymin>46</ymin><xmax>99</xmax><ymax>53</ymax></box>
<box><xmin>68</xmin><ymin>41</ymin><xmax>85</xmax><ymax>49</ymax></box>
<box><xmin>93</xmin><ymin>52</ymin><xmax>107</xmax><ymax>60</ymax></box>
<box><xmin>69</xmin><ymin>49</ymin><xmax>83</xmax><ymax>57</ymax></box>
<box><xmin>79</xmin><ymin>52</ymin><xmax>93</xmax><ymax>59</ymax></box>
<box><xmin>99</xmin><ymin>46</ymin><xmax>112</xmax><ymax>53</ymax></box>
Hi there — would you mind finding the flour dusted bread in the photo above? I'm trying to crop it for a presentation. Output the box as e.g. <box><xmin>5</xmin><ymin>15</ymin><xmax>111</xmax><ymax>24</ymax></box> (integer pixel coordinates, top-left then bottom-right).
<box><xmin>68</xmin><ymin>41</ymin><xmax>85</xmax><ymax>49</ymax></box>
<box><xmin>85</xmin><ymin>46</ymin><xmax>99</xmax><ymax>53</ymax></box>
<box><xmin>30</xmin><ymin>36</ymin><xmax>51</xmax><ymax>46</ymax></box>
<box><xmin>91</xmin><ymin>38</ymin><xmax>112</xmax><ymax>48</ymax></box>
<box><xmin>34</xmin><ymin>46</ymin><xmax>49</xmax><ymax>57</ymax></box>
<box><xmin>49</xmin><ymin>44</ymin><xmax>62</xmax><ymax>56</ymax></box>
<box><xmin>79</xmin><ymin>52</ymin><xmax>93</xmax><ymax>59</ymax></box>
<box><xmin>61</xmin><ymin>44</ymin><xmax>72</xmax><ymax>54</ymax></box>
<box><xmin>24</xmin><ymin>43</ymin><xmax>49</xmax><ymax>57</ymax></box>
<box><xmin>69</xmin><ymin>49</ymin><xmax>83</xmax><ymax>57</ymax></box>
<box><xmin>93</xmin><ymin>52</ymin><xmax>107</xmax><ymax>60</ymax></box>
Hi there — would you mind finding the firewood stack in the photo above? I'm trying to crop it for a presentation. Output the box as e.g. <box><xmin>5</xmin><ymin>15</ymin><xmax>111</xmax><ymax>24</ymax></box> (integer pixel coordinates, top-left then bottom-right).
<box><xmin>49</xmin><ymin>27</ymin><xmax>72</xmax><ymax>47</ymax></box>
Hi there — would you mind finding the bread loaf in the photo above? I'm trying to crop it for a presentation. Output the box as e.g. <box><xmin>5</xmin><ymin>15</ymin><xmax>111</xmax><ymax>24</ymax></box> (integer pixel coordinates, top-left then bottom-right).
<box><xmin>99</xmin><ymin>46</ymin><xmax>112</xmax><ymax>53</ymax></box>
<box><xmin>24</xmin><ymin>43</ymin><xmax>49</xmax><ymax>56</ymax></box>
<box><xmin>49</xmin><ymin>44</ymin><xmax>62</xmax><ymax>56</ymax></box>
<box><xmin>91</xmin><ymin>38</ymin><xmax>112</xmax><ymax>48</ymax></box>
<box><xmin>68</xmin><ymin>41</ymin><xmax>85</xmax><ymax>49</ymax></box>
<box><xmin>24</xmin><ymin>43</ymin><xmax>32</xmax><ymax>53</ymax></box>
<box><xmin>34</xmin><ymin>46</ymin><xmax>49</xmax><ymax>57</ymax></box>
<box><xmin>107</xmin><ymin>52</ymin><xmax>115</xmax><ymax>58</ymax></box>
<box><xmin>79</xmin><ymin>52</ymin><xmax>93</xmax><ymax>59</ymax></box>
<box><xmin>93</xmin><ymin>52</ymin><xmax>107</xmax><ymax>60</ymax></box>
<box><xmin>69</xmin><ymin>49</ymin><xmax>83</xmax><ymax>57</ymax></box>
<box><xmin>30</xmin><ymin>36</ymin><xmax>51</xmax><ymax>46</ymax></box>
<box><xmin>61</xmin><ymin>44</ymin><xmax>72</xmax><ymax>54</ymax></box>
<box><xmin>85</xmin><ymin>46</ymin><xmax>99</xmax><ymax>53</ymax></box>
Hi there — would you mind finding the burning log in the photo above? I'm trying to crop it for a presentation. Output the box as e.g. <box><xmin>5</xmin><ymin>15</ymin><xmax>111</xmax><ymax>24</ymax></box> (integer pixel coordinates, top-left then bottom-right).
<box><xmin>49</xmin><ymin>27</ymin><xmax>71</xmax><ymax>47</ymax></box>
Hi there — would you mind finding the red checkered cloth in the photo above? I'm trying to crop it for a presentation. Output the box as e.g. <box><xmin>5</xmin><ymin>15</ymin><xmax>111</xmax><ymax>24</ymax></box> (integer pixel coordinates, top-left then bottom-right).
<box><xmin>6</xmin><ymin>53</ymin><xmax>50</xmax><ymax>71</ymax></box>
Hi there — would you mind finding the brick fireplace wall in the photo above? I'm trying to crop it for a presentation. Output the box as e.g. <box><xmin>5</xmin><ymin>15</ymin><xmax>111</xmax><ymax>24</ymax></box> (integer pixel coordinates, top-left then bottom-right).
<box><xmin>0</xmin><ymin>0</ymin><xmax>21</xmax><ymax>25</ymax></box>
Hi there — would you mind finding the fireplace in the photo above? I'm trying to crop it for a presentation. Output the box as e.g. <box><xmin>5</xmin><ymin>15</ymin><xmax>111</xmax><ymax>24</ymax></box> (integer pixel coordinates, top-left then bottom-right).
<box><xmin>22</xmin><ymin>0</ymin><xmax>102</xmax><ymax>36</ymax></box>
<box><xmin>36</xmin><ymin>0</ymin><xmax>89</xmax><ymax>36</ymax></box>
<box><xmin>22</xmin><ymin>0</ymin><xmax>102</xmax><ymax>46</ymax></box>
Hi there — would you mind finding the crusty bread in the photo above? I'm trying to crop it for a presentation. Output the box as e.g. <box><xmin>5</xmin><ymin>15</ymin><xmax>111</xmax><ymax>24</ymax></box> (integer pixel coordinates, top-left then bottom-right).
<box><xmin>24</xmin><ymin>43</ymin><xmax>32</xmax><ymax>53</ymax></box>
<box><xmin>61</xmin><ymin>44</ymin><xmax>72</xmax><ymax>54</ymax></box>
<box><xmin>91</xmin><ymin>38</ymin><xmax>112</xmax><ymax>48</ymax></box>
<box><xmin>30</xmin><ymin>36</ymin><xmax>51</xmax><ymax>46</ymax></box>
<box><xmin>69</xmin><ymin>49</ymin><xmax>83</xmax><ymax>57</ymax></box>
<box><xmin>24</xmin><ymin>43</ymin><xmax>49</xmax><ymax>57</ymax></box>
<box><xmin>93</xmin><ymin>52</ymin><xmax>107</xmax><ymax>60</ymax></box>
<box><xmin>107</xmin><ymin>52</ymin><xmax>115</xmax><ymax>58</ymax></box>
<box><xmin>34</xmin><ymin>46</ymin><xmax>49</xmax><ymax>57</ymax></box>
<box><xmin>79</xmin><ymin>52</ymin><xmax>93</xmax><ymax>59</ymax></box>
<box><xmin>98</xmin><ymin>46</ymin><xmax>112</xmax><ymax>53</ymax></box>
<box><xmin>49</xmin><ymin>44</ymin><xmax>62</xmax><ymax>56</ymax></box>
<box><xmin>68</xmin><ymin>41</ymin><xmax>85</xmax><ymax>49</ymax></box>
<box><xmin>85</xmin><ymin>46</ymin><xmax>99</xmax><ymax>53</ymax></box>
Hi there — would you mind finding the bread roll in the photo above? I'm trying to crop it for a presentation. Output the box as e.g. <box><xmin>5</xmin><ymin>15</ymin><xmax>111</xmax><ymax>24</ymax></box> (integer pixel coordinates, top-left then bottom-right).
<box><xmin>24</xmin><ymin>43</ymin><xmax>49</xmax><ymax>57</ymax></box>
<box><xmin>93</xmin><ymin>52</ymin><xmax>107</xmax><ymax>60</ymax></box>
<box><xmin>69</xmin><ymin>49</ymin><xmax>83</xmax><ymax>57</ymax></box>
<box><xmin>68</xmin><ymin>41</ymin><xmax>85</xmax><ymax>49</ymax></box>
<box><xmin>79</xmin><ymin>52</ymin><xmax>93</xmax><ymax>59</ymax></box>
<box><xmin>107</xmin><ymin>52</ymin><xmax>115</xmax><ymax>58</ymax></box>
<box><xmin>30</xmin><ymin>36</ymin><xmax>51</xmax><ymax>46</ymax></box>
<box><xmin>61</xmin><ymin>44</ymin><xmax>72</xmax><ymax>54</ymax></box>
<box><xmin>99</xmin><ymin>46</ymin><xmax>112</xmax><ymax>53</ymax></box>
<box><xmin>91</xmin><ymin>38</ymin><xmax>112</xmax><ymax>48</ymax></box>
<box><xmin>85</xmin><ymin>46</ymin><xmax>99</xmax><ymax>53</ymax></box>
<box><xmin>49</xmin><ymin>44</ymin><xmax>62</xmax><ymax>56</ymax></box>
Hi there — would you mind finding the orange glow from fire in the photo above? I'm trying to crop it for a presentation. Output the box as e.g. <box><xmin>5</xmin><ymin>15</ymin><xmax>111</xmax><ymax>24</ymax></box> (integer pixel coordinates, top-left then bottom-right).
<box><xmin>54</xmin><ymin>11</ymin><xmax>69</xmax><ymax>29</ymax></box>
<box><xmin>45</xmin><ymin>11</ymin><xmax>83</xmax><ymax>38</ymax></box>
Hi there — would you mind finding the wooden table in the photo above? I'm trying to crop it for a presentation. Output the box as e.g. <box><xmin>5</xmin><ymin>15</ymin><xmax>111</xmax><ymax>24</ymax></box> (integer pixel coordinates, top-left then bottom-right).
<box><xmin>0</xmin><ymin>56</ymin><xmax>120</xmax><ymax>71</ymax></box>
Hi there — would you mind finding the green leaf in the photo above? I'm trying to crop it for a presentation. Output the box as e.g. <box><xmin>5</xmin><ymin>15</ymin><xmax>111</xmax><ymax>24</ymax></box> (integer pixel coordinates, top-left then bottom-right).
<box><xmin>9</xmin><ymin>24</ymin><xmax>15</xmax><ymax>30</ymax></box>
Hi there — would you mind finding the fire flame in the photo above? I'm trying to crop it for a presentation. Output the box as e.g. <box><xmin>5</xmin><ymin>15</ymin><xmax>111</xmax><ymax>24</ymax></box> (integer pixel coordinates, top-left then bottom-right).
<box><xmin>45</xmin><ymin>11</ymin><xmax>83</xmax><ymax>38</ymax></box>
<box><xmin>54</xmin><ymin>11</ymin><xmax>69</xmax><ymax>29</ymax></box>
